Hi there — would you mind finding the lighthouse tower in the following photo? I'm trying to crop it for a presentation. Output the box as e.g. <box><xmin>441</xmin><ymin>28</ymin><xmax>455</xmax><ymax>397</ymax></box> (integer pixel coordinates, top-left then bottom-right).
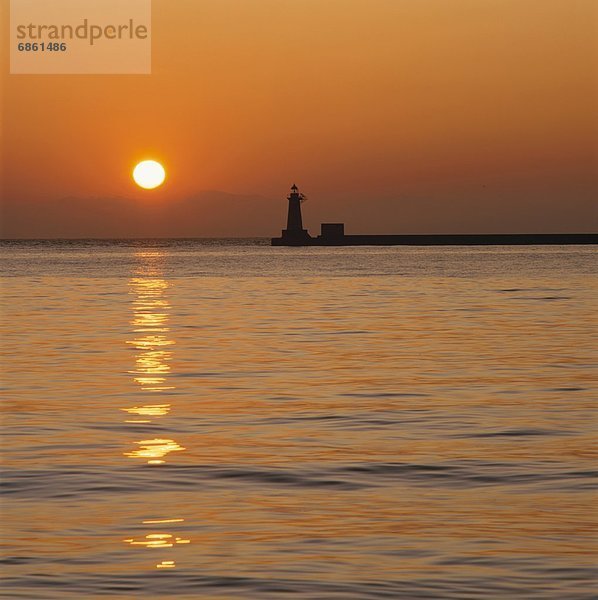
<box><xmin>279</xmin><ymin>184</ymin><xmax>311</xmax><ymax>245</ymax></box>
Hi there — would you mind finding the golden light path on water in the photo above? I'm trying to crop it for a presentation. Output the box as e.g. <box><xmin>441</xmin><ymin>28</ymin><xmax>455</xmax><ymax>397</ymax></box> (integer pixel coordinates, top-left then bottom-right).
<box><xmin>122</xmin><ymin>251</ymin><xmax>189</xmax><ymax>569</ymax></box>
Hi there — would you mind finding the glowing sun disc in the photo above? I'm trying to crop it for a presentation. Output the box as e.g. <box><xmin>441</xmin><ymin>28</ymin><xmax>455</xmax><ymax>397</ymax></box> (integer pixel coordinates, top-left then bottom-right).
<box><xmin>133</xmin><ymin>160</ymin><xmax>166</xmax><ymax>190</ymax></box>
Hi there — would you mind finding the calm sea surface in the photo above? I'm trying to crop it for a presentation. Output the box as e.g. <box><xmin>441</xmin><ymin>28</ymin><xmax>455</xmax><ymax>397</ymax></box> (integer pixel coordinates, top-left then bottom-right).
<box><xmin>1</xmin><ymin>240</ymin><xmax>596</xmax><ymax>599</ymax></box>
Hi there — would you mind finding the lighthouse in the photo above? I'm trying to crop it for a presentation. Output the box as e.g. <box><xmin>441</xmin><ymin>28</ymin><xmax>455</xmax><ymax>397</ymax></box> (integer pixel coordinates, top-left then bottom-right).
<box><xmin>275</xmin><ymin>184</ymin><xmax>311</xmax><ymax>245</ymax></box>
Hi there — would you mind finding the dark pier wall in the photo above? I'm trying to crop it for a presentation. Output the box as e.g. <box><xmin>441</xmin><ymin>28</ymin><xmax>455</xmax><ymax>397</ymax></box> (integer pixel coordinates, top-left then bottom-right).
<box><xmin>272</xmin><ymin>232</ymin><xmax>598</xmax><ymax>246</ymax></box>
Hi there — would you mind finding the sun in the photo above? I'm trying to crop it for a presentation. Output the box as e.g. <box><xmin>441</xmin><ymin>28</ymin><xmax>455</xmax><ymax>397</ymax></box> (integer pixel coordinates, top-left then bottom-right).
<box><xmin>133</xmin><ymin>160</ymin><xmax>166</xmax><ymax>190</ymax></box>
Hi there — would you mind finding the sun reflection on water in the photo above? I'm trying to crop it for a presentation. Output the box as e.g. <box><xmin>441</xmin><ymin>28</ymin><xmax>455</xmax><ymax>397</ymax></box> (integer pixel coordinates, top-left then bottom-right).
<box><xmin>123</xmin><ymin>517</ymin><xmax>191</xmax><ymax>569</ymax></box>
<box><xmin>143</xmin><ymin>518</ymin><xmax>185</xmax><ymax>524</ymax></box>
<box><xmin>122</xmin><ymin>404</ymin><xmax>171</xmax><ymax>417</ymax></box>
<box><xmin>124</xmin><ymin>438</ymin><xmax>186</xmax><ymax>464</ymax></box>
<box><xmin>121</xmin><ymin>252</ymin><xmax>190</xmax><ymax>570</ymax></box>
<box><xmin>123</xmin><ymin>252</ymin><xmax>184</xmax><ymax>464</ymax></box>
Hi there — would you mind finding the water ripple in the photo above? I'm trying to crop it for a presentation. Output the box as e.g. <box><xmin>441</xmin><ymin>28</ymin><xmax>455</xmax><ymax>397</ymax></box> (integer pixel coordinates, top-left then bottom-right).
<box><xmin>3</xmin><ymin>461</ymin><xmax>596</xmax><ymax>500</ymax></box>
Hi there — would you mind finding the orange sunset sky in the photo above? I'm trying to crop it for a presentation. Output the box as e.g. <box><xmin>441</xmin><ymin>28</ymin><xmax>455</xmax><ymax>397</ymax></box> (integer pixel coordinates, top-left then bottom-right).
<box><xmin>1</xmin><ymin>0</ymin><xmax>597</xmax><ymax>238</ymax></box>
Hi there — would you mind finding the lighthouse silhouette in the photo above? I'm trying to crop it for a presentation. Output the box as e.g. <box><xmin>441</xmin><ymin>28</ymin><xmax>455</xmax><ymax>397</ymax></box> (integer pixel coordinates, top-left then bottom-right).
<box><xmin>279</xmin><ymin>184</ymin><xmax>311</xmax><ymax>245</ymax></box>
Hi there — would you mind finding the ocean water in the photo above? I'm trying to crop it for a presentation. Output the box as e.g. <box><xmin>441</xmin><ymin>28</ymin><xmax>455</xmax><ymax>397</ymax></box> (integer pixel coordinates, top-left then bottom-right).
<box><xmin>1</xmin><ymin>240</ymin><xmax>596</xmax><ymax>599</ymax></box>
